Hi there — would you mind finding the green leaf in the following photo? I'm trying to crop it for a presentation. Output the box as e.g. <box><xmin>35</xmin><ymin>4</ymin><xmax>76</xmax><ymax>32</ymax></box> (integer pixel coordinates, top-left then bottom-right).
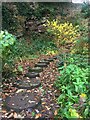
<box><xmin>18</xmin><ymin>65</ymin><xmax>23</xmax><ymax>72</ymax></box>
<box><xmin>31</xmin><ymin>112</ymin><xmax>35</xmax><ymax>117</ymax></box>
<box><xmin>84</xmin><ymin>107</ymin><xmax>89</xmax><ymax>117</ymax></box>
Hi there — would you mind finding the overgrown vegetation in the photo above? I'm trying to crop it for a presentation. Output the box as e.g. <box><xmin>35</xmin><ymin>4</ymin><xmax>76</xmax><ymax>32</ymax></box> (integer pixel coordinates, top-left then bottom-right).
<box><xmin>81</xmin><ymin>2</ymin><xmax>90</xmax><ymax>18</ymax></box>
<box><xmin>53</xmin><ymin>7</ymin><xmax>89</xmax><ymax>117</ymax></box>
<box><xmin>55</xmin><ymin>54</ymin><xmax>90</xmax><ymax>118</ymax></box>
<box><xmin>0</xmin><ymin>30</ymin><xmax>58</xmax><ymax>78</ymax></box>
<box><xmin>0</xmin><ymin>30</ymin><xmax>16</xmax><ymax>67</ymax></box>
<box><xmin>46</xmin><ymin>19</ymin><xmax>80</xmax><ymax>47</ymax></box>
<box><xmin>2</xmin><ymin>2</ymin><xmax>58</xmax><ymax>34</ymax></box>
<box><xmin>1</xmin><ymin>2</ymin><xmax>89</xmax><ymax>119</ymax></box>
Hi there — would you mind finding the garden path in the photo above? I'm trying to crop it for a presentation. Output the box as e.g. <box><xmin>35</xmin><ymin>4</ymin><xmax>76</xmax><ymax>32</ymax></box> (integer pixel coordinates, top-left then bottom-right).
<box><xmin>2</xmin><ymin>54</ymin><xmax>61</xmax><ymax>119</ymax></box>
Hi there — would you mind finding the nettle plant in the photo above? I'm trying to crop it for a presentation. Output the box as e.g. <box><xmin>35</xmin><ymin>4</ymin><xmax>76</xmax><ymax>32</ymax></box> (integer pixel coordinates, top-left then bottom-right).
<box><xmin>0</xmin><ymin>30</ymin><xmax>16</xmax><ymax>67</ymax></box>
<box><xmin>46</xmin><ymin>19</ymin><xmax>80</xmax><ymax>47</ymax></box>
<box><xmin>55</xmin><ymin>64</ymin><xmax>90</xmax><ymax>118</ymax></box>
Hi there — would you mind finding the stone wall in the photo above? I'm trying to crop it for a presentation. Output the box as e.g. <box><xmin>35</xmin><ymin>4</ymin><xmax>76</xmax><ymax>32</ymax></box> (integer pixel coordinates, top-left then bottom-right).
<box><xmin>25</xmin><ymin>3</ymin><xmax>82</xmax><ymax>34</ymax></box>
<box><xmin>2</xmin><ymin>2</ymin><xmax>82</xmax><ymax>35</ymax></box>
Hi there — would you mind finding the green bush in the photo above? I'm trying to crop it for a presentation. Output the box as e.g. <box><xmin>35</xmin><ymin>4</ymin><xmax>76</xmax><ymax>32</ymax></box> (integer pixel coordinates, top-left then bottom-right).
<box><xmin>81</xmin><ymin>2</ymin><xmax>90</xmax><ymax>18</ymax></box>
<box><xmin>63</xmin><ymin>54</ymin><xmax>89</xmax><ymax>68</ymax></box>
<box><xmin>55</xmin><ymin>55</ymin><xmax>90</xmax><ymax>118</ymax></box>
<box><xmin>0</xmin><ymin>30</ymin><xmax>17</xmax><ymax>78</ymax></box>
<box><xmin>2</xmin><ymin>3</ymin><xmax>18</xmax><ymax>33</ymax></box>
<box><xmin>0</xmin><ymin>30</ymin><xmax>16</xmax><ymax>66</ymax></box>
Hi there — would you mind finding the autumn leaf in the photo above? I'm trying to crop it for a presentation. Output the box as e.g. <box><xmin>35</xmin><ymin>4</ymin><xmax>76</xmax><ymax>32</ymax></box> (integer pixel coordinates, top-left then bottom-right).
<box><xmin>41</xmin><ymin>110</ymin><xmax>46</xmax><ymax>112</ymax></box>
<box><xmin>13</xmin><ymin>112</ymin><xmax>18</xmax><ymax>118</ymax></box>
<box><xmin>2</xmin><ymin>109</ymin><xmax>7</xmax><ymax>113</ymax></box>
<box><xmin>45</xmin><ymin>106</ymin><xmax>51</xmax><ymax>110</ymax></box>
<box><xmin>42</xmin><ymin>102</ymin><xmax>46</xmax><ymax>105</ymax></box>
<box><xmin>54</xmin><ymin>110</ymin><xmax>58</xmax><ymax>115</ymax></box>
<box><xmin>35</xmin><ymin>113</ymin><xmax>42</xmax><ymax>119</ymax></box>
<box><xmin>7</xmin><ymin>113</ymin><xmax>13</xmax><ymax>118</ymax></box>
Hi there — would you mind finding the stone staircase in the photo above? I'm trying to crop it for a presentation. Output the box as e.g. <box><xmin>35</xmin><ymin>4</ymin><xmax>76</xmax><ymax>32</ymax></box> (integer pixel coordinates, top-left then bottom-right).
<box><xmin>4</xmin><ymin>56</ymin><xmax>58</xmax><ymax>117</ymax></box>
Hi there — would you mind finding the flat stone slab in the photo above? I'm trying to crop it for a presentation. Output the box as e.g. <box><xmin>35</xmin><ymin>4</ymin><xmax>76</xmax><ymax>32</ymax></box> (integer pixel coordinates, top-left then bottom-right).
<box><xmin>14</xmin><ymin>78</ymin><xmax>41</xmax><ymax>89</ymax></box>
<box><xmin>38</xmin><ymin>60</ymin><xmax>50</xmax><ymax>65</ymax></box>
<box><xmin>52</xmin><ymin>56</ymin><xmax>57</xmax><ymax>59</ymax></box>
<box><xmin>46</xmin><ymin>58</ymin><xmax>54</xmax><ymax>62</ymax></box>
<box><xmin>35</xmin><ymin>63</ymin><xmax>48</xmax><ymax>67</ymax></box>
<box><xmin>24</xmin><ymin>72</ymin><xmax>39</xmax><ymax>78</ymax></box>
<box><xmin>5</xmin><ymin>92</ymin><xmax>41</xmax><ymax>112</ymax></box>
<box><xmin>29</xmin><ymin>67</ymin><xmax>43</xmax><ymax>73</ymax></box>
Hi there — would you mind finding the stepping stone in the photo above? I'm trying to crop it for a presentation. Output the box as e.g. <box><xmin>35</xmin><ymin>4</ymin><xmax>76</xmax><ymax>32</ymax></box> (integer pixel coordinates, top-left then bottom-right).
<box><xmin>35</xmin><ymin>63</ymin><xmax>48</xmax><ymax>67</ymax></box>
<box><xmin>24</xmin><ymin>72</ymin><xmax>39</xmax><ymax>78</ymax></box>
<box><xmin>29</xmin><ymin>67</ymin><xmax>43</xmax><ymax>73</ymax></box>
<box><xmin>52</xmin><ymin>56</ymin><xmax>57</xmax><ymax>59</ymax></box>
<box><xmin>5</xmin><ymin>92</ymin><xmax>41</xmax><ymax>112</ymax></box>
<box><xmin>57</xmin><ymin>61</ymin><xmax>64</xmax><ymax>67</ymax></box>
<box><xmin>46</xmin><ymin>58</ymin><xmax>54</xmax><ymax>62</ymax></box>
<box><xmin>38</xmin><ymin>60</ymin><xmax>49</xmax><ymax>65</ymax></box>
<box><xmin>14</xmin><ymin>78</ymin><xmax>41</xmax><ymax>90</ymax></box>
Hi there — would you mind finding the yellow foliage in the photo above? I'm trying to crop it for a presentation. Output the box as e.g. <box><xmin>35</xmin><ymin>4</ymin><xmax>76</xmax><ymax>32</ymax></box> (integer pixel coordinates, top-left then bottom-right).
<box><xmin>46</xmin><ymin>19</ymin><xmax>80</xmax><ymax>48</ymax></box>
<box><xmin>69</xmin><ymin>108</ymin><xmax>82</xmax><ymax>118</ymax></box>
<box><xmin>46</xmin><ymin>50</ymin><xmax>58</xmax><ymax>55</ymax></box>
<box><xmin>80</xmin><ymin>93</ymin><xmax>87</xmax><ymax>98</ymax></box>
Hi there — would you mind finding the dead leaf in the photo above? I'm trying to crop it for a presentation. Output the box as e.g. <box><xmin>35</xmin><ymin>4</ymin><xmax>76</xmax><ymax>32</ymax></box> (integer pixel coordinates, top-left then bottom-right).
<box><xmin>42</xmin><ymin>102</ymin><xmax>46</xmax><ymax>105</ymax></box>
<box><xmin>45</xmin><ymin>106</ymin><xmax>51</xmax><ymax>110</ymax></box>
<box><xmin>13</xmin><ymin>112</ymin><xmax>18</xmax><ymax>118</ymax></box>
<box><xmin>41</xmin><ymin>110</ymin><xmax>46</xmax><ymax>112</ymax></box>
<box><xmin>7</xmin><ymin>113</ymin><xmax>13</xmax><ymax>118</ymax></box>
<box><xmin>54</xmin><ymin>110</ymin><xmax>58</xmax><ymax>115</ymax></box>
<box><xmin>2</xmin><ymin>110</ymin><xmax>7</xmax><ymax>113</ymax></box>
<box><xmin>5</xmin><ymin>112</ymin><xmax>10</xmax><ymax>117</ymax></box>
<box><xmin>35</xmin><ymin>113</ymin><xmax>42</xmax><ymax>119</ymax></box>
<box><xmin>16</xmin><ymin>89</ymin><xmax>25</xmax><ymax>93</ymax></box>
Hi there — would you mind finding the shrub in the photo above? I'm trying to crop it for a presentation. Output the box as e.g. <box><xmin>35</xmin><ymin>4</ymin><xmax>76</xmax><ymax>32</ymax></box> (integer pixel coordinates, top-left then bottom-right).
<box><xmin>0</xmin><ymin>30</ymin><xmax>16</xmax><ymax>66</ymax></box>
<box><xmin>46</xmin><ymin>19</ymin><xmax>80</xmax><ymax>48</ymax></box>
<box><xmin>2</xmin><ymin>3</ymin><xmax>18</xmax><ymax>33</ymax></box>
<box><xmin>55</xmin><ymin>64</ymin><xmax>90</xmax><ymax>118</ymax></box>
<box><xmin>71</xmin><ymin>20</ymin><xmax>88</xmax><ymax>54</ymax></box>
<box><xmin>0</xmin><ymin>30</ymin><xmax>17</xmax><ymax>78</ymax></box>
<box><xmin>81</xmin><ymin>2</ymin><xmax>90</xmax><ymax>19</ymax></box>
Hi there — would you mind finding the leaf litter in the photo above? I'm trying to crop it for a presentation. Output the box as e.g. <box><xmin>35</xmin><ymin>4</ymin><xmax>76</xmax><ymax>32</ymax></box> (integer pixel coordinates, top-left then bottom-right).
<box><xmin>2</xmin><ymin>54</ymin><xmax>60</xmax><ymax>119</ymax></box>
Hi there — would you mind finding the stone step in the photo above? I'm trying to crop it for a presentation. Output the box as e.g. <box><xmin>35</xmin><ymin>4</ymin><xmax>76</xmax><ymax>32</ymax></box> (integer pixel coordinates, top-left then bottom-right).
<box><xmin>52</xmin><ymin>56</ymin><xmax>57</xmax><ymax>59</ymax></box>
<box><xmin>35</xmin><ymin>63</ymin><xmax>48</xmax><ymax>67</ymax></box>
<box><xmin>45</xmin><ymin>58</ymin><xmax>54</xmax><ymax>62</ymax></box>
<box><xmin>5</xmin><ymin>92</ymin><xmax>41</xmax><ymax>112</ymax></box>
<box><xmin>24</xmin><ymin>72</ymin><xmax>40</xmax><ymax>78</ymax></box>
<box><xmin>38</xmin><ymin>60</ymin><xmax>50</xmax><ymax>65</ymax></box>
<box><xmin>29</xmin><ymin>67</ymin><xmax>43</xmax><ymax>73</ymax></box>
<box><xmin>13</xmin><ymin>78</ymin><xmax>41</xmax><ymax>90</ymax></box>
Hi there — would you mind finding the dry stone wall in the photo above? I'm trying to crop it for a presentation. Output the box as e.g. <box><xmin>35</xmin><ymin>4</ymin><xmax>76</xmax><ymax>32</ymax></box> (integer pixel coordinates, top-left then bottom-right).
<box><xmin>25</xmin><ymin>3</ymin><xmax>82</xmax><ymax>34</ymax></box>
